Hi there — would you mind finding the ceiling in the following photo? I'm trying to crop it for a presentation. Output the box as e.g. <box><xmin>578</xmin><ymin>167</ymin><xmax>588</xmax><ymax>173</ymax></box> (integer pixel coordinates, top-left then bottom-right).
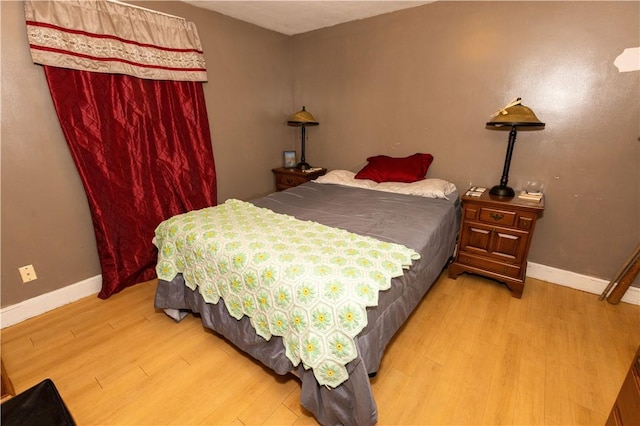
<box><xmin>181</xmin><ymin>1</ymin><xmax>434</xmax><ymax>35</ymax></box>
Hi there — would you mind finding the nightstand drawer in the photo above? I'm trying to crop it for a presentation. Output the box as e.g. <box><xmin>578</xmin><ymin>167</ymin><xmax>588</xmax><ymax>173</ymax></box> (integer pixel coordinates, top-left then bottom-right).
<box><xmin>517</xmin><ymin>213</ymin><xmax>536</xmax><ymax>230</ymax></box>
<box><xmin>457</xmin><ymin>252</ymin><xmax>522</xmax><ymax>279</ymax></box>
<box><xmin>272</xmin><ymin>167</ymin><xmax>327</xmax><ymax>191</ymax></box>
<box><xmin>276</xmin><ymin>174</ymin><xmax>307</xmax><ymax>188</ymax></box>
<box><xmin>479</xmin><ymin>207</ymin><xmax>517</xmax><ymax>227</ymax></box>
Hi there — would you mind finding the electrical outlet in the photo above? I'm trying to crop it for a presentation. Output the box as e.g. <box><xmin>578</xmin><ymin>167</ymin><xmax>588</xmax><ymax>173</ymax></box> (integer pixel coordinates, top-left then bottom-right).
<box><xmin>19</xmin><ymin>265</ymin><xmax>38</xmax><ymax>283</ymax></box>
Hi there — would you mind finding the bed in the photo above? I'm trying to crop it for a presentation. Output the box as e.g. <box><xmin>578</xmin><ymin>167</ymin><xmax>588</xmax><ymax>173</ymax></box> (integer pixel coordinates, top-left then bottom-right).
<box><xmin>153</xmin><ymin>169</ymin><xmax>460</xmax><ymax>425</ymax></box>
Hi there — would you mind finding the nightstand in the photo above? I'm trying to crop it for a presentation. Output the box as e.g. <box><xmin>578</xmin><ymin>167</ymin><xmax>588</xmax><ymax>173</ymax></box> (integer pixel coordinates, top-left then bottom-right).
<box><xmin>1</xmin><ymin>358</ymin><xmax>15</xmax><ymax>401</ymax></box>
<box><xmin>272</xmin><ymin>167</ymin><xmax>327</xmax><ymax>191</ymax></box>
<box><xmin>607</xmin><ymin>345</ymin><xmax>640</xmax><ymax>426</ymax></box>
<box><xmin>448</xmin><ymin>188</ymin><xmax>544</xmax><ymax>298</ymax></box>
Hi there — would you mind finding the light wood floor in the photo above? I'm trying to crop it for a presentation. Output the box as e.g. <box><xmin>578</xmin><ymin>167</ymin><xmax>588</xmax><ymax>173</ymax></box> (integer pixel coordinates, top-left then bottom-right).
<box><xmin>2</xmin><ymin>272</ymin><xmax>639</xmax><ymax>425</ymax></box>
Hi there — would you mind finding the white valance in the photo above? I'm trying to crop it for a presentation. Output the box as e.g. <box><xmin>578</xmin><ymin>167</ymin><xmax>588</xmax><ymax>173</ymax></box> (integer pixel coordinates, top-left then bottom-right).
<box><xmin>24</xmin><ymin>0</ymin><xmax>207</xmax><ymax>82</ymax></box>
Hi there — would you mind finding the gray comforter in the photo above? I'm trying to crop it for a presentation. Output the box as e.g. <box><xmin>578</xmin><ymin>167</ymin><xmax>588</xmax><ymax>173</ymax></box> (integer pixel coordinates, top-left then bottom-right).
<box><xmin>154</xmin><ymin>182</ymin><xmax>460</xmax><ymax>425</ymax></box>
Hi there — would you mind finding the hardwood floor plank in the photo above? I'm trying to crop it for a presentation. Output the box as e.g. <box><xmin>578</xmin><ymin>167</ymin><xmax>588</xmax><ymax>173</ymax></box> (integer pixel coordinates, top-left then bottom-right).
<box><xmin>371</xmin><ymin>366</ymin><xmax>410</xmax><ymax>424</ymax></box>
<box><xmin>385</xmin><ymin>356</ymin><xmax>442</xmax><ymax>425</ymax></box>
<box><xmin>417</xmin><ymin>347</ymin><xmax>470</xmax><ymax>424</ymax></box>
<box><xmin>263</xmin><ymin>402</ymin><xmax>300</xmax><ymax>425</ymax></box>
<box><xmin>237</xmin><ymin>376</ymin><xmax>299</xmax><ymax>425</ymax></box>
<box><xmin>449</xmin><ymin>339</ymin><xmax>498</xmax><ymax>425</ymax></box>
<box><xmin>513</xmin><ymin>341</ymin><xmax>546</xmax><ymax>425</ymax></box>
<box><xmin>481</xmin><ymin>332</ymin><xmax>521</xmax><ymax>425</ymax></box>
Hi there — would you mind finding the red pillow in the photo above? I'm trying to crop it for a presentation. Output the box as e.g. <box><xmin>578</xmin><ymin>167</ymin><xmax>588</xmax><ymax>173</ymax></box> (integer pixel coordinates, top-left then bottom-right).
<box><xmin>354</xmin><ymin>153</ymin><xmax>434</xmax><ymax>183</ymax></box>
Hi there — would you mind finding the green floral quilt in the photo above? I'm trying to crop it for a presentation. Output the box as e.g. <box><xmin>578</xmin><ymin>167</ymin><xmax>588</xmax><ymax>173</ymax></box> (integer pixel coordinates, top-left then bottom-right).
<box><xmin>153</xmin><ymin>199</ymin><xmax>419</xmax><ymax>387</ymax></box>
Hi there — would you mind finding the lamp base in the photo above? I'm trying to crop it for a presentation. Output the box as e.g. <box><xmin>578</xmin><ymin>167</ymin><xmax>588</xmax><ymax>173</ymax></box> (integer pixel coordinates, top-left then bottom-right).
<box><xmin>297</xmin><ymin>162</ymin><xmax>310</xmax><ymax>170</ymax></box>
<box><xmin>489</xmin><ymin>185</ymin><xmax>515</xmax><ymax>198</ymax></box>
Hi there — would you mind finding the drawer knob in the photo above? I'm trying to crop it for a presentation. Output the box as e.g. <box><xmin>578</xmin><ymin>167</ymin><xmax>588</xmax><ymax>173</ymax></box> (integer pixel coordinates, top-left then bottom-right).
<box><xmin>490</xmin><ymin>212</ymin><xmax>505</xmax><ymax>221</ymax></box>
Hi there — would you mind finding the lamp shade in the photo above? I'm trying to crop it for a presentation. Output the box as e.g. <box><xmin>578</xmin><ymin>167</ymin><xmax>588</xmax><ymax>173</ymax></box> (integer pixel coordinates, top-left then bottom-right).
<box><xmin>287</xmin><ymin>106</ymin><xmax>319</xmax><ymax>127</ymax></box>
<box><xmin>487</xmin><ymin>98</ymin><xmax>545</xmax><ymax>128</ymax></box>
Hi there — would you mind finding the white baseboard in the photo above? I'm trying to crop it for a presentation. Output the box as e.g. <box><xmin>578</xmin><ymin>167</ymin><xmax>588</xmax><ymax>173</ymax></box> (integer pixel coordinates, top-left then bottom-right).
<box><xmin>527</xmin><ymin>262</ymin><xmax>640</xmax><ymax>305</ymax></box>
<box><xmin>0</xmin><ymin>275</ymin><xmax>102</xmax><ymax>329</ymax></box>
<box><xmin>1</xmin><ymin>263</ymin><xmax>638</xmax><ymax>329</ymax></box>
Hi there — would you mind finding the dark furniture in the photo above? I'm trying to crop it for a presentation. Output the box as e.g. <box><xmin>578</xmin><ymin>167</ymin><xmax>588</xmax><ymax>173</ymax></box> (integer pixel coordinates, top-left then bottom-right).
<box><xmin>448</xmin><ymin>188</ymin><xmax>544</xmax><ymax>298</ymax></box>
<box><xmin>607</xmin><ymin>345</ymin><xmax>640</xmax><ymax>426</ymax></box>
<box><xmin>1</xmin><ymin>359</ymin><xmax>15</xmax><ymax>401</ymax></box>
<box><xmin>1</xmin><ymin>379</ymin><xmax>75</xmax><ymax>426</ymax></box>
<box><xmin>271</xmin><ymin>167</ymin><xmax>326</xmax><ymax>191</ymax></box>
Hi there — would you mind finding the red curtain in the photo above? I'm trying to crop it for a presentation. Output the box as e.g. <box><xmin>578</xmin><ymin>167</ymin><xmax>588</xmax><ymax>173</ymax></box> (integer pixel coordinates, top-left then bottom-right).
<box><xmin>44</xmin><ymin>66</ymin><xmax>217</xmax><ymax>298</ymax></box>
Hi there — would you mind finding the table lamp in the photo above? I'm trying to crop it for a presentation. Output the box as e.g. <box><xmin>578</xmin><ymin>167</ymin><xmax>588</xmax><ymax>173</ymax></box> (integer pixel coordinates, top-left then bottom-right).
<box><xmin>486</xmin><ymin>98</ymin><xmax>545</xmax><ymax>197</ymax></box>
<box><xmin>287</xmin><ymin>106</ymin><xmax>319</xmax><ymax>170</ymax></box>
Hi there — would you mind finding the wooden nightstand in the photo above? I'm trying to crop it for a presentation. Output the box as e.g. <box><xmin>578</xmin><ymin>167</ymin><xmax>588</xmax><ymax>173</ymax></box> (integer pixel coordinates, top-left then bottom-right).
<box><xmin>448</xmin><ymin>188</ymin><xmax>544</xmax><ymax>298</ymax></box>
<box><xmin>272</xmin><ymin>167</ymin><xmax>327</xmax><ymax>191</ymax></box>
<box><xmin>607</xmin><ymin>345</ymin><xmax>640</xmax><ymax>426</ymax></box>
<box><xmin>1</xmin><ymin>358</ymin><xmax>15</xmax><ymax>401</ymax></box>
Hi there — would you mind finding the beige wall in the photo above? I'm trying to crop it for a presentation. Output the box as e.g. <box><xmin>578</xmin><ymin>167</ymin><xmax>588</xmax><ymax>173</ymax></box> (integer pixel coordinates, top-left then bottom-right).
<box><xmin>1</xmin><ymin>1</ymin><xmax>638</xmax><ymax>307</ymax></box>
<box><xmin>291</xmin><ymin>1</ymin><xmax>639</xmax><ymax>283</ymax></box>
<box><xmin>1</xmin><ymin>1</ymin><xmax>293</xmax><ymax>306</ymax></box>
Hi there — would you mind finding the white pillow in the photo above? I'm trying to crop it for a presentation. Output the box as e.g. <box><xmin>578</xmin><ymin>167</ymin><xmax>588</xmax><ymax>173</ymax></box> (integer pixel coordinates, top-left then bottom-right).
<box><xmin>314</xmin><ymin>170</ymin><xmax>376</xmax><ymax>189</ymax></box>
<box><xmin>315</xmin><ymin>170</ymin><xmax>456</xmax><ymax>199</ymax></box>
<box><xmin>376</xmin><ymin>178</ymin><xmax>457</xmax><ymax>199</ymax></box>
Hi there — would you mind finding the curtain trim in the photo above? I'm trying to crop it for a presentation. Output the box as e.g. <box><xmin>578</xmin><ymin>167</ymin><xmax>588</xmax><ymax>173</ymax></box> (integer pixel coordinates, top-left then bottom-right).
<box><xmin>25</xmin><ymin>0</ymin><xmax>207</xmax><ymax>82</ymax></box>
<box><xmin>27</xmin><ymin>21</ymin><xmax>206</xmax><ymax>81</ymax></box>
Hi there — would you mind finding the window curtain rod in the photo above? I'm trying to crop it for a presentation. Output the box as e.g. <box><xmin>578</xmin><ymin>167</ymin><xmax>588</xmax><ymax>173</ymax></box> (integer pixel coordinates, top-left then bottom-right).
<box><xmin>107</xmin><ymin>0</ymin><xmax>185</xmax><ymax>20</ymax></box>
